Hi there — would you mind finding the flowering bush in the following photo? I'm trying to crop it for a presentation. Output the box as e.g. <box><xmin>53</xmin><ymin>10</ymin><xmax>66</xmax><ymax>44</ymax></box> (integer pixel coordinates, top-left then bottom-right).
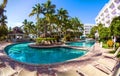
<box><xmin>107</xmin><ymin>40</ymin><xmax>114</xmax><ymax>47</ymax></box>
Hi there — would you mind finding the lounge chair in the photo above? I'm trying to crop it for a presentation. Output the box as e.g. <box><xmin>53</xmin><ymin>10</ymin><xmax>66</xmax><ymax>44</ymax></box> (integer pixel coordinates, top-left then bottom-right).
<box><xmin>17</xmin><ymin>69</ymin><xmax>37</xmax><ymax>76</ymax></box>
<box><xmin>77</xmin><ymin>64</ymin><xmax>109</xmax><ymax>76</ymax></box>
<box><xmin>102</xmin><ymin>47</ymin><xmax>120</xmax><ymax>58</ymax></box>
<box><xmin>55</xmin><ymin>70</ymin><xmax>80</xmax><ymax>76</ymax></box>
<box><xmin>0</xmin><ymin>65</ymin><xmax>17</xmax><ymax>76</ymax></box>
<box><xmin>96</xmin><ymin>58</ymin><xmax>118</xmax><ymax>72</ymax></box>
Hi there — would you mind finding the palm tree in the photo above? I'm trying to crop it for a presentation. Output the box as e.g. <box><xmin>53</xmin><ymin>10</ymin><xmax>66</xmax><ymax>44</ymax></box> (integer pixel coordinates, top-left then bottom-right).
<box><xmin>110</xmin><ymin>16</ymin><xmax>120</xmax><ymax>36</ymax></box>
<box><xmin>0</xmin><ymin>0</ymin><xmax>8</xmax><ymax>39</ymax></box>
<box><xmin>0</xmin><ymin>14</ymin><xmax>7</xmax><ymax>26</ymax></box>
<box><xmin>71</xmin><ymin>17</ymin><xmax>83</xmax><ymax>33</ymax></box>
<box><xmin>0</xmin><ymin>14</ymin><xmax>8</xmax><ymax>38</ymax></box>
<box><xmin>29</xmin><ymin>3</ymin><xmax>43</xmax><ymax>20</ymax></box>
<box><xmin>0</xmin><ymin>0</ymin><xmax>7</xmax><ymax>16</ymax></box>
<box><xmin>22</xmin><ymin>19</ymin><xmax>34</xmax><ymax>35</ymax></box>
<box><xmin>57</xmin><ymin>8</ymin><xmax>69</xmax><ymax>37</ymax></box>
<box><xmin>57</xmin><ymin>8</ymin><xmax>68</xmax><ymax>21</ymax></box>
<box><xmin>42</xmin><ymin>0</ymin><xmax>56</xmax><ymax>36</ymax></box>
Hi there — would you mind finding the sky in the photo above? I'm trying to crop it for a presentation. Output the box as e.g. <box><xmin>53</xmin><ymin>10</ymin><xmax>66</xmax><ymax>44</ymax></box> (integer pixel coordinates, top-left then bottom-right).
<box><xmin>4</xmin><ymin>0</ymin><xmax>109</xmax><ymax>28</ymax></box>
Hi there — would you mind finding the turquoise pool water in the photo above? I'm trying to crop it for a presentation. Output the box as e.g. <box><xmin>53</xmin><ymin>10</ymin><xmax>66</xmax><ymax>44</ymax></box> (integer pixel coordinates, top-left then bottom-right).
<box><xmin>66</xmin><ymin>40</ymin><xmax>95</xmax><ymax>47</ymax></box>
<box><xmin>4</xmin><ymin>43</ymin><xmax>87</xmax><ymax>64</ymax></box>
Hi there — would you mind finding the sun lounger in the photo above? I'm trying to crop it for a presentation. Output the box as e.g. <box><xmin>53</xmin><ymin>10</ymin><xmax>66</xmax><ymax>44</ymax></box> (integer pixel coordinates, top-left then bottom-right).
<box><xmin>96</xmin><ymin>58</ymin><xmax>118</xmax><ymax>72</ymax></box>
<box><xmin>0</xmin><ymin>65</ymin><xmax>17</xmax><ymax>76</ymax></box>
<box><xmin>102</xmin><ymin>47</ymin><xmax>120</xmax><ymax>58</ymax></box>
<box><xmin>93</xmin><ymin>64</ymin><xmax>111</xmax><ymax>75</ymax></box>
<box><xmin>77</xmin><ymin>64</ymin><xmax>109</xmax><ymax>76</ymax></box>
<box><xmin>56</xmin><ymin>70</ymin><xmax>80</xmax><ymax>76</ymax></box>
<box><xmin>17</xmin><ymin>69</ymin><xmax>37</xmax><ymax>76</ymax></box>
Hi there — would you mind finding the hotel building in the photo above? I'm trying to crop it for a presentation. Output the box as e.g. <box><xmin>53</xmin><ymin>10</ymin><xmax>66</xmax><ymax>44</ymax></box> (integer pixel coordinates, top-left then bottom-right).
<box><xmin>95</xmin><ymin>0</ymin><xmax>120</xmax><ymax>27</ymax></box>
<box><xmin>84</xmin><ymin>24</ymin><xmax>94</xmax><ymax>35</ymax></box>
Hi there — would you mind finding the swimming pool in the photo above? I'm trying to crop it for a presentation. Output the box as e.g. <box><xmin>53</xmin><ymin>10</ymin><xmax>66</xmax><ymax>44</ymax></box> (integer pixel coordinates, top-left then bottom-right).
<box><xmin>4</xmin><ymin>43</ymin><xmax>87</xmax><ymax>64</ymax></box>
<box><xmin>66</xmin><ymin>40</ymin><xmax>95</xmax><ymax>47</ymax></box>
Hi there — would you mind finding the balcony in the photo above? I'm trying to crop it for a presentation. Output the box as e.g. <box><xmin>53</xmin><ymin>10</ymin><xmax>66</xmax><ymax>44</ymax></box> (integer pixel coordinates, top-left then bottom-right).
<box><xmin>104</xmin><ymin>9</ymin><xmax>108</xmax><ymax>13</ymax></box>
<box><xmin>118</xmin><ymin>5</ymin><xmax>120</xmax><ymax>10</ymax></box>
<box><xmin>114</xmin><ymin>0</ymin><xmax>120</xmax><ymax>4</ymax></box>
<box><xmin>109</xmin><ymin>3</ymin><xmax>115</xmax><ymax>9</ymax></box>
<box><xmin>111</xmin><ymin>10</ymin><xmax>116</xmax><ymax>15</ymax></box>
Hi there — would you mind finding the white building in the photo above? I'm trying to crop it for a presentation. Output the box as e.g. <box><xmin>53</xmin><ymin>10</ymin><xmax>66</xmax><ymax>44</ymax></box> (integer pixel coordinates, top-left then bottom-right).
<box><xmin>84</xmin><ymin>24</ymin><xmax>94</xmax><ymax>35</ymax></box>
<box><xmin>95</xmin><ymin>0</ymin><xmax>120</xmax><ymax>27</ymax></box>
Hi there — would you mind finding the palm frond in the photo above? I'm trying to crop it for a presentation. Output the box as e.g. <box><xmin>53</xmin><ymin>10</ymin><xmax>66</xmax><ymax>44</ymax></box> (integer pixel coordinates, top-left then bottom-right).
<box><xmin>1</xmin><ymin>0</ymin><xmax>7</xmax><ymax>8</ymax></box>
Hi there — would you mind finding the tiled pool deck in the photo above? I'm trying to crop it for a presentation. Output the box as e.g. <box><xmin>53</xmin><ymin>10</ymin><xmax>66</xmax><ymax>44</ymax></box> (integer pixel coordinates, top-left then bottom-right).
<box><xmin>0</xmin><ymin>42</ymin><xmax>119</xmax><ymax>76</ymax></box>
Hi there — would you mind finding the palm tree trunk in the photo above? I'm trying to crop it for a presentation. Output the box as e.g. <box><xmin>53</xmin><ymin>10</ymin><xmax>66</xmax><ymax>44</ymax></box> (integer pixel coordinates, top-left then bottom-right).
<box><xmin>44</xmin><ymin>24</ymin><xmax>47</xmax><ymax>37</ymax></box>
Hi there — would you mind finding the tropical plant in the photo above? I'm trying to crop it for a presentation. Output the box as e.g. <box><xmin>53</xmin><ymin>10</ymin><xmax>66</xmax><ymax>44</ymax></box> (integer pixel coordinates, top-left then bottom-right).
<box><xmin>0</xmin><ymin>14</ymin><xmax>7</xmax><ymax>26</ymax></box>
<box><xmin>107</xmin><ymin>40</ymin><xmax>114</xmax><ymax>47</ymax></box>
<box><xmin>99</xmin><ymin>27</ymin><xmax>111</xmax><ymax>40</ymax></box>
<box><xmin>115</xmin><ymin>42</ymin><xmax>120</xmax><ymax>50</ymax></box>
<box><xmin>0</xmin><ymin>0</ymin><xmax>7</xmax><ymax>16</ymax></box>
<box><xmin>29</xmin><ymin>3</ymin><xmax>43</xmax><ymax>20</ymax></box>
<box><xmin>89</xmin><ymin>26</ymin><xmax>98</xmax><ymax>38</ymax></box>
<box><xmin>110</xmin><ymin>16</ymin><xmax>120</xmax><ymax>37</ymax></box>
<box><xmin>0</xmin><ymin>14</ymin><xmax>8</xmax><ymax>40</ymax></box>
<box><xmin>28</xmin><ymin>0</ymin><xmax>84</xmax><ymax>42</ymax></box>
<box><xmin>56</xmin><ymin>8</ymin><xmax>69</xmax><ymax>37</ymax></box>
<box><xmin>22</xmin><ymin>19</ymin><xmax>35</xmax><ymax>35</ymax></box>
<box><xmin>70</xmin><ymin>17</ymin><xmax>84</xmax><ymax>38</ymax></box>
<box><xmin>42</xmin><ymin>0</ymin><xmax>56</xmax><ymax>36</ymax></box>
<box><xmin>36</xmin><ymin>37</ymin><xmax>55</xmax><ymax>44</ymax></box>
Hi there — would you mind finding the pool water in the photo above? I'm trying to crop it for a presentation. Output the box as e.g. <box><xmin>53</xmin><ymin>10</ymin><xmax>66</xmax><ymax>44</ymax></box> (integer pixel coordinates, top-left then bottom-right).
<box><xmin>5</xmin><ymin>43</ymin><xmax>87</xmax><ymax>64</ymax></box>
<box><xmin>66</xmin><ymin>40</ymin><xmax>95</xmax><ymax>47</ymax></box>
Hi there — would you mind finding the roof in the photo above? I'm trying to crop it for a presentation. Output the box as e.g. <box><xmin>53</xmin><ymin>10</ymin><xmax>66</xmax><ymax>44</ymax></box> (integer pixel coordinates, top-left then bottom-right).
<box><xmin>8</xmin><ymin>27</ymin><xmax>24</xmax><ymax>34</ymax></box>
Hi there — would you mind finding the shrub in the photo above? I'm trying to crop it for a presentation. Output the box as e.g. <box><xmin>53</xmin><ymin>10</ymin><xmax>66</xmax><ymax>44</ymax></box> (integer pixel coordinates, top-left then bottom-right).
<box><xmin>115</xmin><ymin>42</ymin><xmax>120</xmax><ymax>50</ymax></box>
<box><xmin>116</xmin><ymin>42</ymin><xmax>119</xmax><ymax>47</ymax></box>
<box><xmin>107</xmin><ymin>40</ymin><xmax>114</xmax><ymax>47</ymax></box>
<box><xmin>53</xmin><ymin>35</ymin><xmax>60</xmax><ymax>42</ymax></box>
<box><xmin>63</xmin><ymin>34</ymin><xmax>71</xmax><ymax>41</ymax></box>
<box><xmin>102</xmin><ymin>43</ymin><xmax>109</xmax><ymax>48</ymax></box>
<box><xmin>36</xmin><ymin>37</ymin><xmax>55</xmax><ymax>44</ymax></box>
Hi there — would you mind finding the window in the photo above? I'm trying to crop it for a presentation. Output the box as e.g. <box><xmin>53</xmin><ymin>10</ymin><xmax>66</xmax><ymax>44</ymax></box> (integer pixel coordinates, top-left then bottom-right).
<box><xmin>118</xmin><ymin>5</ymin><xmax>120</xmax><ymax>10</ymax></box>
<box><xmin>106</xmin><ymin>14</ymin><xmax>110</xmax><ymax>18</ymax></box>
<box><xmin>102</xmin><ymin>18</ymin><xmax>104</xmax><ymax>21</ymax></box>
<box><xmin>115</xmin><ymin>0</ymin><xmax>120</xmax><ymax>4</ymax></box>
<box><xmin>111</xmin><ymin>10</ymin><xmax>116</xmax><ymax>15</ymax></box>
<box><xmin>104</xmin><ymin>9</ymin><xmax>108</xmax><ymax>13</ymax></box>
<box><xmin>109</xmin><ymin>3</ymin><xmax>115</xmax><ymax>9</ymax></box>
<box><xmin>101</xmin><ymin>13</ymin><xmax>104</xmax><ymax>16</ymax></box>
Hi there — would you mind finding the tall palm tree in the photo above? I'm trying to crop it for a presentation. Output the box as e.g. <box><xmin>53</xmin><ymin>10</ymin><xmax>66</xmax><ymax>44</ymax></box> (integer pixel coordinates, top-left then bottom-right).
<box><xmin>0</xmin><ymin>0</ymin><xmax>7</xmax><ymax>16</ymax></box>
<box><xmin>57</xmin><ymin>8</ymin><xmax>68</xmax><ymax>21</ymax></box>
<box><xmin>42</xmin><ymin>0</ymin><xmax>56</xmax><ymax>16</ymax></box>
<box><xmin>23</xmin><ymin>19</ymin><xmax>34</xmax><ymax>35</ymax></box>
<box><xmin>110</xmin><ymin>16</ymin><xmax>120</xmax><ymax>36</ymax></box>
<box><xmin>0</xmin><ymin>0</ymin><xmax>7</xmax><ymax>39</ymax></box>
<box><xmin>0</xmin><ymin>14</ymin><xmax>8</xmax><ymax>38</ymax></box>
<box><xmin>57</xmin><ymin>8</ymin><xmax>69</xmax><ymax>37</ymax></box>
<box><xmin>42</xmin><ymin>0</ymin><xmax>56</xmax><ymax>36</ymax></box>
<box><xmin>0</xmin><ymin>14</ymin><xmax>7</xmax><ymax>26</ymax></box>
<box><xmin>71</xmin><ymin>17</ymin><xmax>83</xmax><ymax>32</ymax></box>
<box><xmin>29</xmin><ymin>3</ymin><xmax>43</xmax><ymax>20</ymax></box>
<box><xmin>1</xmin><ymin>0</ymin><xmax>7</xmax><ymax>8</ymax></box>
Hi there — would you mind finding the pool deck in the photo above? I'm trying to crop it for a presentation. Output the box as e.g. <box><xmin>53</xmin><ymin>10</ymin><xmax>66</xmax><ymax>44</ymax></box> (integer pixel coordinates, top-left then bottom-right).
<box><xmin>0</xmin><ymin>42</ymin><xmax>120</xmax><ymax>76</ymax></box>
